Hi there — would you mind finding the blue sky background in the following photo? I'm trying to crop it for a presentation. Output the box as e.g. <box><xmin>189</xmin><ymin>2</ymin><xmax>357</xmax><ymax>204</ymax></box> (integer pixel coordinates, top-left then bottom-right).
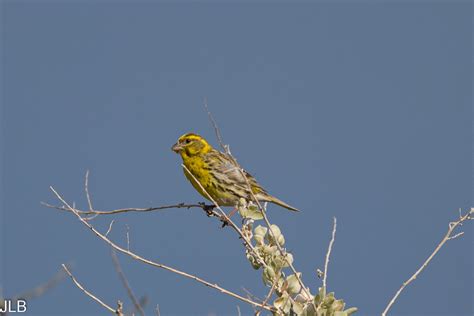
<box><xmin>1</xmin><ymin>2</ymin><xmax>472</xmax><ymax>315</ymax></box>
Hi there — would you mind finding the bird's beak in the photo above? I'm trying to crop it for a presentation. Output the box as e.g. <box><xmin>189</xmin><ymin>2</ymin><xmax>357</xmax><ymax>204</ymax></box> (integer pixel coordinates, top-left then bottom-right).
<box><xmin>171</xmin><ymin>142</ymin><xmax>183</xmax><ymax>153</ymax></box>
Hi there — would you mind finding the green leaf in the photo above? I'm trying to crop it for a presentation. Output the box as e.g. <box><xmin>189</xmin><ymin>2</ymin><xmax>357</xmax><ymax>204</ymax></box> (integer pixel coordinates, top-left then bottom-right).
<box><xmin>313</xmin><ymin>294</ymin><xmax>321</xmax><ymax>306</ymax></box>
<box><xmin>344</xmin><ymin>307</ymin><xmax>358</xmax><ymax>315</ymax></box>
<box><xmin>274</xmin><ymin>293</ymin><xmax>291</xmax><ymax>314</ymax></box>
<box><xmin>239</xmin><ymin>203</ymin><xmax>264</xmax><ymax>220</ymax></box>
<box><xmin>322</xmin><ymin>294</ymin><xmax>335</xmax><ymax>308</ymax></box>
<box><xmin>263</xmin><ymin>266</ymin><xmax>276</xmax><ymax>286</ymax></box>
<box><xmin>282</xmin><ymin>253</ymin><xmax>294</xmax><ymax>268</ymax></box>
<box><xmin>286</xmin><ymin>273</ymin><xmax>302</xmax><ymax>295</ymax></box>
<box><xmin>332</xmin><ymin>299</ymin><xmax>345</xmax><ymax>312</ymax></box>
<box><xmin>314</xmin><ymin>287</ymin><xmax>326</xmax><ymax>305</ymax></box>
<box><xmin>292</xmin><ymin>301</ymin><xmax>305</xmax><ymax>315</ymax></box>
<box><xmin>254</xmin><ymin>225</ymin><xmax>268</xmax><ymax>237</ymax></box>
<box><xmin>266</xmin><ymin>224</ymin><xmax>283</xmax><ymax>245</ymax></box>
<box><xmin>246</xmin><ymin>253</ymin><xmax>261</xmax><ymax>270</ymax></box>
<box><xmin>254</xmin><ymin>225</ymin><xmax>268</xmax><ymax>245</ymax></box>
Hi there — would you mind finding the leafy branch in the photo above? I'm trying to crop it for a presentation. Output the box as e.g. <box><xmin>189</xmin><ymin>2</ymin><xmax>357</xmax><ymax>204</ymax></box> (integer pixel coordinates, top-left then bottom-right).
<box><xmin>41</xmin><ymin>102</ymin><xmax>472</xmax><ymax>315</ymax></box>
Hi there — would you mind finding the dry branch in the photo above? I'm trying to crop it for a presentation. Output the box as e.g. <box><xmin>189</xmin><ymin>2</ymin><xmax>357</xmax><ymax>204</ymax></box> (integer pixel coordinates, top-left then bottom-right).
<box><xmin>41</xmin><ymin>201</ymin><xmax>212</xmax><ymax>216</ymax></box>
<box><xmin>382</xmin><ymin>208</ymin><xmax>473</xmax><ymax>316</ymax></box>
<box><xmin>50</xmin><ymin>186</ymin><xmax>275</xmax><ymax>312</ymax></box>
<box><xmin>323</xmin><ymin>217</ymin><xmax>337</xmax><ymax>289</ymax></box>
<box><xmin>111</xmin><ymin>249</ymin><xmax>145</xmax><ymax>316</ymax></box>
<box><xmin>203</xmin><ymin>96</ymin><xmax>228</xmax><ymax>154</ymax></box>
<box><xmin>14</xmin><ymin>267</ymin><xmax>67</xmax><ymax>301</ymax></box>
<box><xmin>61</xmin><ymin>264</ymin><xmax>119</xmax><ymax>315</ymax></box>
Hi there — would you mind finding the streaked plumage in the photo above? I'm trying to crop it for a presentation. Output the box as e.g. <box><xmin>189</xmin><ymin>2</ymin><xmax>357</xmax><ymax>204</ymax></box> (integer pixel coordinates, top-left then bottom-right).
<box><xmin>171</xmin><ymin>133</ymin><xmax>298</xmax><ymax>212</ymax></box>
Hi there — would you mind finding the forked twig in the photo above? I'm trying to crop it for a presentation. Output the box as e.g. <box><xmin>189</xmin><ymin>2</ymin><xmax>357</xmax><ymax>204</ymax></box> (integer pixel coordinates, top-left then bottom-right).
<box><xmin>382</xmin><ymin>208</ymin><xmax>473</xmax><ymax>316</ymax></box>
<box><xmin>50</xmin><ymin>187</ymin><xmax>275</xmax><ymax>312</ymax></box>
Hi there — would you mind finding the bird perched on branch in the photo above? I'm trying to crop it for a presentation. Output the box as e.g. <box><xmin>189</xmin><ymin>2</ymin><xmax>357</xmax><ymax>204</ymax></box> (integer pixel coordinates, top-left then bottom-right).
<box><xmin>171</xmin><ymin>133</ymin><xmax>299</xmax><ymax>212</ymax></box>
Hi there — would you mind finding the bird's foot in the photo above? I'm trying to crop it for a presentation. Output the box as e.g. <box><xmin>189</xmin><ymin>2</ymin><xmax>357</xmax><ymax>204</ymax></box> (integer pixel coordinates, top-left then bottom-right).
<box><xmin>199</xmin><ymin>202</ymin><xmax>217</xmax><ymax>216</ymax></box>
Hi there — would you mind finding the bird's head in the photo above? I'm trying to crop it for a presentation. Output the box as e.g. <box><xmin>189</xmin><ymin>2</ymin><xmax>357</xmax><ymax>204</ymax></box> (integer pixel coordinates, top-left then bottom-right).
<box><xmin>171</xmin><ymin>133</ymin><xmax>212</xmax><ymax>158</ymax></box>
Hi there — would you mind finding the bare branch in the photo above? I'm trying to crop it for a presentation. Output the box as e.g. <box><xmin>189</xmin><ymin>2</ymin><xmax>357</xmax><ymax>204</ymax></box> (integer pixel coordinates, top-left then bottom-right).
<box><xmin>255</xmin><ymin>281</ymin><xmax>277</xmax><ymax>316</ymax></box>
<box><xmin>382</xmin><ymin>208</ymin><xmax>474</xmax><ymax>316</ymax></box>
<box><xmin>203</xmin><ymin>97</ymin><xmax>228</xmax><ymax>154</ymax></box>
<box><xmin>61</xmin><ymin>264</ymin><xmax>117</xmax><ymax>314</ymax></box>
<box><xmin>105</xmin><ymin>220</ymin><xmax>115</xmax><ymax>237</ymax></box>
<box><xmin>42</xmin><ymin>201</ymin><xmax>210</xmax><ymax>216</ymax></box>
<box><xmin>14</xmin><ymin>267</ymin><xmax>67</xmax><ymax>301</ymax></box>
<box><xmin>242</xmin><ymin>287</ymin><xmax>262</xmax><ymax>303</ymax></box>
<box><xmin>125</xmin><ymin>224</ymin><xmax>131</xmax><ymax>251</ymax></box>
<box><xmin>111</xmin><ymin>250</ymin><xmax>145</xmax><ymax>316</ymax></box>
<box><xmin>447</xmin><ymin>231</ymin><xmax>464</xmax><ymax>240</ymax></box>
<box><xmin>84</xmin><ymin>170</ymin><xmax>94</xmax><ymax>211</ymax></box>
<box><xmin>50</xmin><ymin>187</ymin><xmax>275</xmax><ymax>312</ymax></box>
<box><xmin>323</xmin><ymin>217</ymin><xmax>337</xmax><ymax>289</ymax></box>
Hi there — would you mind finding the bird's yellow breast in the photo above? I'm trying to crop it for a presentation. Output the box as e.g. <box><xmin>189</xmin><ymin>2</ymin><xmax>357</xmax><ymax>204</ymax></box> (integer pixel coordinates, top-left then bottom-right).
<box><xmin>181</xmin><ymin>154</ymin><xmax>236</xmax><ymax>206</ymax></box>
<box><xmin>182</xmin><ymin>155</ymin><xmax>210</xmax><ymax>197</ymax></box>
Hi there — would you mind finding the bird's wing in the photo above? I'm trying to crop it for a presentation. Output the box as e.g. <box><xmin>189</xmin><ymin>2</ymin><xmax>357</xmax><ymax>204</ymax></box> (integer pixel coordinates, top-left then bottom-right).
<box><xmin>205</xmin><ymin>150</ymin><xmax>264</xmax><ymax>196</ymax></box>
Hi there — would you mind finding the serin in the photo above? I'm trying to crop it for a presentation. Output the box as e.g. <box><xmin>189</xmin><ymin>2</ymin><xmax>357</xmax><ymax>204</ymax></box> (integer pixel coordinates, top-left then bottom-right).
<box><xmin>171</xmin><ymin>133</ymin><xmax>299</xmax><ymax>212</ymax></box>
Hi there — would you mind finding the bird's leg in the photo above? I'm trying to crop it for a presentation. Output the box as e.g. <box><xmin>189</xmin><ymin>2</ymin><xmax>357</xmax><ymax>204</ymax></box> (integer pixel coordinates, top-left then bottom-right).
<box><xmin>227</xmin><ymin>207</ymin><xmax>238</xmax><ymax>218</ymax></box>
<box><xmin>220</xmin><ymin>208</ymin><xmax>238</xmax><ymax>228</ymax></box>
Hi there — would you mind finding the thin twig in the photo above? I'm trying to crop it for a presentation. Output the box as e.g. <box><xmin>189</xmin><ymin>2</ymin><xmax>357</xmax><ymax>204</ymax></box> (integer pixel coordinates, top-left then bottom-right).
<box><xmin>242</xmin><ymin>287</ymin><xmax>262</xmax><ymax>303</ymax></box>
<box><xmin>125</xmin><ymin>224</ymin><xmax>130</xmax><ymax>251</ymax></box>
<box><xmin>84</xmin><ymin>170</ymin><xmax>94</xmax><ymax>211</ymax></box>
<box><xmin>50</xmin><ymin>187</ymin><xmax>275</xmax><ymax>312</ymax></box>
<box><xmin>111</xmin><ymin>249</ymin><xmax>145</xmax><ymax>316</ymax></box>
<box><xmin>42</xmin><ymin>201</ymin><xmax>209</xmax><ymax>216</ymax></box>
<box><xmin>323</xmin><ymin>217</ymin><xmax>337</xmax><ymax>289</ymax></box>
<box><xmin>14</xmin><ymin>267</ymin><xmax>67</xmax><ymax>301</ymax></box>
<box><xmin>203</xmin><ymin>97</ymin><xmax>228</xmax><ymax>154</ymax></box>
<box><xmin>105</xmin><ymin>220</ymin><xmax>115</xmax><ymax>237</ymax></box>
<box><xmin>382</xmin><ymin>208</ymin><xmax>473</xmax><ymax>316</ymax></box>
<box><xmin>61</xmin><ymin>264</ymin><xmax>117</xmax><ymax>314</ymax></box>
<box><xmin>255</xmin><ymin>281</ymin><xmax>277</xmax><ymax>316</ymax></box>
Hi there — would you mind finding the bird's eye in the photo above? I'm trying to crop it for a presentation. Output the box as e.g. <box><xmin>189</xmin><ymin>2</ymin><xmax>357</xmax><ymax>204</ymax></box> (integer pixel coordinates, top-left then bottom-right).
<box><xmin>184</xmin><ymin>139</ymin><xmax>191</xmax><ymax>144</ymax></box>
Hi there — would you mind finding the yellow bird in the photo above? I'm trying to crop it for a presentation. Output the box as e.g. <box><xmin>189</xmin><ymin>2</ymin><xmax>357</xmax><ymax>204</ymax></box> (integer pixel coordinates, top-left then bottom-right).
<box><xmin>171</xmin><ymin>133</ymin><xmax>299</xmax><ymax>212</ymax></box>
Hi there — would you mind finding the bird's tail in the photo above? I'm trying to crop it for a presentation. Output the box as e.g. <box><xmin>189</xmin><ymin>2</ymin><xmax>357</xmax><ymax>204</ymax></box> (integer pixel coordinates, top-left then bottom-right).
<box><xmin>263</xmin><ymin>194</ymin><xmax>299</xmax><ymax>212</ymax></box>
